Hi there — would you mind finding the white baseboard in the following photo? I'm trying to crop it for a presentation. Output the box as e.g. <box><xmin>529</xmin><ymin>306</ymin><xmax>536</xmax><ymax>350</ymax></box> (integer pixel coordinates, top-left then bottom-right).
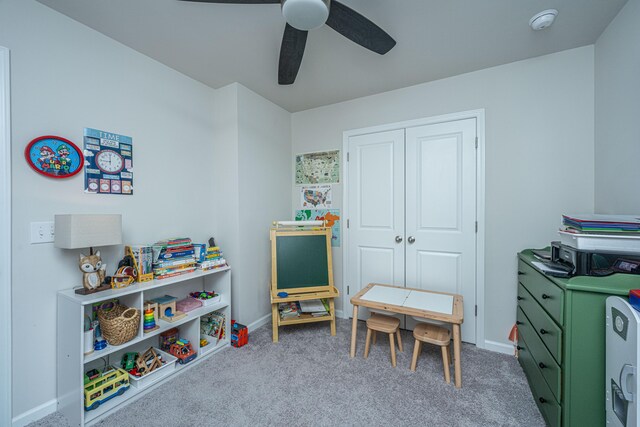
<box><xmin>484</xmin><ymin>339</ymin><xmax>515</xmax><ymax>355</ymax></box>
<box><xmin>12</xmin><ymin>398</ymin><xmax>57</xmax><ymax>427</ymax></box>
<box><xmin>335</xmin><ymin>309</ymin><xmax>345</xmax><ymax>319</ymax></box>
<box><xmin>246</xmin><ymin>313</ymin><xmax>271</xmax><ymax>332</ymax></box>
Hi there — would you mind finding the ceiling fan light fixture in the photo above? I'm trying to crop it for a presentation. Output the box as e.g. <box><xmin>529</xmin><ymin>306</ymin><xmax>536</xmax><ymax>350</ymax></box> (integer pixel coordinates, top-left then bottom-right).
<box><xmin>281</xmin><ymin>0</ymin><xmax>330</xmax><ymax>31</ymax></box>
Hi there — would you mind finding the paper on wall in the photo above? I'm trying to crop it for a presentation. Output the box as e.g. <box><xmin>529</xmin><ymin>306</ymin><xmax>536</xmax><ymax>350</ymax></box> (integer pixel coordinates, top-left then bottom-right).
<box><xmin>300</xmin><ymin>185</ymin><xmax>332</xmax><ymax>209</ymax></box>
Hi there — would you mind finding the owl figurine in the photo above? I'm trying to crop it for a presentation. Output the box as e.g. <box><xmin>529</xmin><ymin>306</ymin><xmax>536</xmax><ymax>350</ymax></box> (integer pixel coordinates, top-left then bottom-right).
<box><xmin>79</xmin><ymin>251</ymin><xmax>107</xmax><ymax>291</ymax></box>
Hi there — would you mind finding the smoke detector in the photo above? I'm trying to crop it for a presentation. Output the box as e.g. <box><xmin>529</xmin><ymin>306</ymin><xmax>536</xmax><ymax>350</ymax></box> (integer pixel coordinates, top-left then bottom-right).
<box><xmin>529</xmin><ymin>9</ymin><xmax>558</xmax><ymax>30</ymax></box>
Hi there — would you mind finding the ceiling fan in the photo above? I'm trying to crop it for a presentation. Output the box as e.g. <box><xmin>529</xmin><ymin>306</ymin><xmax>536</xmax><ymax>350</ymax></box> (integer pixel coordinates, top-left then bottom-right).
<box><xmin>179</xmin><ymin>0</ymin><xmax>396</xmax><ymax>85</ymax></box>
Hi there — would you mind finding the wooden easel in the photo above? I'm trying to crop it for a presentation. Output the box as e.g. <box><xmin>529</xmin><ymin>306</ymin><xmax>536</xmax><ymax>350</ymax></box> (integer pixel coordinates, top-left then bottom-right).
<box><xmin>270</xmin><ymin>220</ymin><xmax>339</xmax><ymax>342</ymax></box>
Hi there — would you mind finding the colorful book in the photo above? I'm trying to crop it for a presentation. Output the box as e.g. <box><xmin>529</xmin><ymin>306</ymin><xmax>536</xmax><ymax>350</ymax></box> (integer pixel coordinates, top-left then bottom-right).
<box><xmin>153</xmin><ymin>258</ymin><xmax>196</xmax><ymax>268</ymax></box>
<box><xmin>129</xmin><ymin>245</ymin><xmax>153</xmax><ymax>276</ymax></box>
<box><xmin>153</xmin><ymin>264</ymin><xmax>197</xmax><ymax>275</ymax></box>
<box><xmin>155</xmin><ymin>267</ymin><xmax>196</xmax><ymax>280</ymax></box>
<box><xmin>159</xmin><ymin>249</ymin><xmax>195</xmax><ymax>260</ymax></box>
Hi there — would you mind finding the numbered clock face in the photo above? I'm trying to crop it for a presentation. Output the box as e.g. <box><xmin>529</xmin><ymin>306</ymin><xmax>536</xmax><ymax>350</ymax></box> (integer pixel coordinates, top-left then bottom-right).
<box><xmin>95</xmin><ymin>150</ymin><xmax>124</xmax><ymax>173</ymax></box>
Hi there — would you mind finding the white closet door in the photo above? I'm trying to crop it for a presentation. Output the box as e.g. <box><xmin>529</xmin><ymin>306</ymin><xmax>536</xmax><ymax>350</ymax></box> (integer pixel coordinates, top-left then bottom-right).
<box><xmin>346</xmin><ymin>129</ymin><xmax>405</xmax><ymax>319</ymax></box>
<box><xmin>405</xmin><ymin>118</ymin><xmax>477</xmax><ymax>343</ymax></box>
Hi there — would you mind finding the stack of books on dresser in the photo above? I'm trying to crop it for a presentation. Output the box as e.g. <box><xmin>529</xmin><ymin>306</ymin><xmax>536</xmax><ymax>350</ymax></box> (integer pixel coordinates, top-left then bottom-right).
<box><xmin>193</xmin><ymin>244</ymin><xmax>227</xmax><ymax>271</ymax></box>
<box><xmin>152</xmin><ymin>237</ymin><xmax>196</xmax><ymax>279</ymax></box>
<box><xmin>561</xmin><ymin>214</ymin><xmax>640</xmax><ymax>235</ymax></box>
<box><xmin>558</xmin><ymin>214</ymin><xmax>640</xmax><ymax>253</ymax></box>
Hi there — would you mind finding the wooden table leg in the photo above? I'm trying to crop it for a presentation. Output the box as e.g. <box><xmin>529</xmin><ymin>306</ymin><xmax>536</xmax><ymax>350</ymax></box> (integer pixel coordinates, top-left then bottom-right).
<box><xmin>350</xmin><ymin>305</ymin><xmax>359</xmax><ymax>358</ymax></box>
<box><xmin>453</xmin><ymin>323</ymin><xmax>462</xmax><ymax>388</ymax></box>
<box><xmin>271</xmin><ymin>303</ymin><xmax>279</xmax><ymax>343</ymax></box>
<box><xmin>389</xmin><ymin>333</ymin><xmax>397</xmax><ymax>367</ymax></box>
<box><xmin>329</xmin><ymin>298</ymin><xmax>337</xmax><ymax>336</ymax></box>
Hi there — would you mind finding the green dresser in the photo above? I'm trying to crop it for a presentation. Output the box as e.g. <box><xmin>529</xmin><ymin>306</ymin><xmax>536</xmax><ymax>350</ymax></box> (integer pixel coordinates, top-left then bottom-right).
<box><xmin>517</xmin><ymin>250</ymin><xmax>640</xmax><ymax>426</ymax></box>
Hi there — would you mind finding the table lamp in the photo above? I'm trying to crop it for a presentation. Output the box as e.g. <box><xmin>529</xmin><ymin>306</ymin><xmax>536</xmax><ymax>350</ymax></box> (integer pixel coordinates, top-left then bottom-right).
<box><xmin>54</xmin><ymin>214</ymin><xmax>122</xmax><ymax>295</ymax></box>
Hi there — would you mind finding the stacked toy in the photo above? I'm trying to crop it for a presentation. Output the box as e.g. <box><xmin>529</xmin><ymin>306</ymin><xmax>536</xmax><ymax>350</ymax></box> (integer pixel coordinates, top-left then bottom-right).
<box><xmin>143</xmin><ymin>304</ymin><xmax>159</xmax><ymax>332</ymax></box>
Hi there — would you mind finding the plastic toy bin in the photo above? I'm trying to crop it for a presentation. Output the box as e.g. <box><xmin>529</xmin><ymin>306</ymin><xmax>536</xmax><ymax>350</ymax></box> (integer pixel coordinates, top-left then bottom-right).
<box><xmin>127</xmin><ymin>348</ymin><xmax>177</xmax><ymax>389</ymax></box>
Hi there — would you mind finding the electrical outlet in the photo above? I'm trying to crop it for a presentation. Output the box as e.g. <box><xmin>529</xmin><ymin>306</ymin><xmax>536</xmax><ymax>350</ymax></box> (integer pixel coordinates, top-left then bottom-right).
<box><xmin>30</xmin><ymin>221</ymin><xmax>55</xmax><ymax>244</ymax></box>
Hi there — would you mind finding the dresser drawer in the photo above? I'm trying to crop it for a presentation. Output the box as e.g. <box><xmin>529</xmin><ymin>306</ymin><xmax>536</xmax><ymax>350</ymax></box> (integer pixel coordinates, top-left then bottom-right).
<box><xmin>518</xmin><ymin>336</ymin><xmax>561</xmax><ymax>427</ymax></box>
<box><xmin>518</xmin><ymin>259</ymin><xmax>564</xmax><ymax>324</ymax></box>
<box><xmin>518</xmin><ymin>283</ymin><xmax>563</xmax><ymax>364</ymax></box>
<box><xmin>517</xmin><ymin>307</ymin><xmax>561</xmax><ymax>402</ymax></box>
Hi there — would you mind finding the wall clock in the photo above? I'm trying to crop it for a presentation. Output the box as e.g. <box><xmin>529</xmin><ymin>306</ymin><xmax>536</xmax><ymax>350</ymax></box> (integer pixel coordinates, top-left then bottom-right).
<box><xmin>24</xmin><ymin>135</ymin><xmax>84</xmax><ymax>179</ymax></box>
<box><xmin>95</xmin><ymin>150</ymin><xmax>124</xmax><ymax>174</ymax></box>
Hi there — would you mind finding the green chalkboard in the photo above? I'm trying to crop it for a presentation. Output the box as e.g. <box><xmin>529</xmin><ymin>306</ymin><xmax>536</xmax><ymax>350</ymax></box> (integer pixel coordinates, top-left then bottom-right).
<box><xmin>275</xmin><ymin>234</ymin><xmax>329</xmax><ymax>290</ymax></box>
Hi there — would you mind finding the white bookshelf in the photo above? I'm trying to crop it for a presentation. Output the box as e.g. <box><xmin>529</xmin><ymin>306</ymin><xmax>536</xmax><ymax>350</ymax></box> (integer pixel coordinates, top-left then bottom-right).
<box><xmin>57</xmin><ymin>266</ymin><xmax>231</xmax><ymax>426</ymax></box>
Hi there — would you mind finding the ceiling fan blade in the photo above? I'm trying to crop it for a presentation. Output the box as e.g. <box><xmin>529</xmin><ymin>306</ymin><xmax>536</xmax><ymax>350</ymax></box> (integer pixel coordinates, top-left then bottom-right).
<box><xmin>178</xmin><ymin>0</ymin><xmax>279</xmax><ymax>4</ymax></box>
<box><xmin>278</xmin><ymin>24</ymin><xmax>308</xmax><ymax>85</ymax></box>
<box><xmin>325</xmin><ymin>0</ymin><xmax>396</xmax><ymax>55</ymax></box>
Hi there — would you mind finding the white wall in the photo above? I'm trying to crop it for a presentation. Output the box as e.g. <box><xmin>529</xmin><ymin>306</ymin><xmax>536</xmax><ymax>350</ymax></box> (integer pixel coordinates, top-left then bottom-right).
<box><xmin>594</xmin><ymin>0</ymin><xmax>640</xmax><ymax>214</ymax></box>
<box><xmin>212</xmin><ymin>83</ymin><xmax>242</xmax><ymax>323</ymax></box>
<box><xmin>213</xmin><ymin>83</ymin><xmax>292</xmax><ymax>327</ymax></box>
<box><xmin>0</xmin><ymin>0</ymin><xmax>218</xmax><ymax>421</ymax></box>
<box><xmin>237</xmin><ymin>85</ymin><xmax>292</xmax><ymax>325</ymax></box>
<box><xmin>291</xmin><ymin>46</ymin><xmax>595</xmax><ymax>347</ymax></box>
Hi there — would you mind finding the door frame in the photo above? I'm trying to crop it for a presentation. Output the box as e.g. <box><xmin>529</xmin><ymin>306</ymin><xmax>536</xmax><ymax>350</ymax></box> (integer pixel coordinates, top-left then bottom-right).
<box><xmin>0</xmin><ymin>46</ymin><xmax>12</xmax><ymax>424</ymax></box>
<box><xmin>342</xmin><ymin>109</ymin><xmax>486</xmax><ymax>349</ymax></box>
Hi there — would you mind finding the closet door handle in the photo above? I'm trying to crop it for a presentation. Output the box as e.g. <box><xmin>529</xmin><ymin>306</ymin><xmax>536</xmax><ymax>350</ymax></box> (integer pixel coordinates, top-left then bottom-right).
<box><xmin>539</xmin><ymin>397</ymin><xmax>547</xmax><ymax>404</ymax></box>
<box><xmin>407</xmin><ymin>236</ymin><xmax>415</xmax><ymax>244</ymax></box>
<box><xmin>539</xmin><ymin>329</ymin><xmax>548</xmax><ymax>335</ymax></box>
<box><xmin>542</xmin><ymin>294</ymin><xmax>550</xmax><ymax>300</ymax></box>
<box><xmin>395</xmin><ymin>236</ymin><xmax>403</xmax><ymax>243</ymax></box>
<box><xmin>538</xmin><ymin>362</ymin><xmax>546</xmax><ymax>369</ymax></box>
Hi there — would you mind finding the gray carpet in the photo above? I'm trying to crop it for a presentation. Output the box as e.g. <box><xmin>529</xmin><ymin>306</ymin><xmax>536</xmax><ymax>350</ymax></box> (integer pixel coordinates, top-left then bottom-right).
<box><xmin>31</xmin><ymin>319</ymin><xmax>544</xmax><ymax>426</ymax></box>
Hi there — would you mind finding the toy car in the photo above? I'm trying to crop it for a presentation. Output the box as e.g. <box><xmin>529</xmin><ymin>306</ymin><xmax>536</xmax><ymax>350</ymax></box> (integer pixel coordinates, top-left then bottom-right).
<box><xmin>169</xmin><ymin>339</ymin><xmax>197</xmax><ymax>365</ymax></box>
<box><xmin>121</xmin><ymin>352</ymin><xmax>138</xmax><ymax>371</ymax></box>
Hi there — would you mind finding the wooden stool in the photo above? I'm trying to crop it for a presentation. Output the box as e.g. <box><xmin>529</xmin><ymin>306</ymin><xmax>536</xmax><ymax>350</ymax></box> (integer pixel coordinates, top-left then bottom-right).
<box><xmin>364</xmin><ymin>313</ymin><xmax>403</xmax><ymax>367</ymax></box>
<box><xmin>410</xmin><ymin>322</ymin><xmax>452</xmax><ymax>383</ymax></box>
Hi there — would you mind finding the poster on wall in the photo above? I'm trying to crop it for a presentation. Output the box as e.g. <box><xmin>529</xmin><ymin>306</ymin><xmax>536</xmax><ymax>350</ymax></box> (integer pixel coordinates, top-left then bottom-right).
<box><xmin>299</xmin><ymin>184</ymin><xmax>332</xmax><ymax>209</ymax></box>
<box><xmin>83</xmin><ymin>128</ymin><xmax>133</xmax><ymax>195</ymax></box>
<box><xmin>295</xmin><ymin>209</ymin><xmax>341</xmax><ymax>247</ymax></box>
<box><xmin>295</xmin><ymin>150</ymin><xmax>340</xmax><ymax>184</ymax></box>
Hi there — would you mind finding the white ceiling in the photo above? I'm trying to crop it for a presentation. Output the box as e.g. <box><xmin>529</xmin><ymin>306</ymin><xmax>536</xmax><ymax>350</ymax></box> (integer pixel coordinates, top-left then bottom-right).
<box><xmin>38</xmin><ymin>0</ymin><xmax>627</xmax><ymax>112</ymax></box>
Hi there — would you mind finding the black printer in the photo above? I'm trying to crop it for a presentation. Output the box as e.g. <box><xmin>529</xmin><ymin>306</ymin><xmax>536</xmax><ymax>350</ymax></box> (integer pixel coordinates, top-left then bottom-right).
<box><xmin>549</xmin><ymin>241</ymin><xmax>640</xmax><ymax>277</ymax></box>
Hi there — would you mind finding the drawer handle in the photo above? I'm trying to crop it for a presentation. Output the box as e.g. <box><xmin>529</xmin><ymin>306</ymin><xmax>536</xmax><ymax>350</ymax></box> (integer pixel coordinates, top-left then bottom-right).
<box><xmin>539</xmin><ymin>397</ymin><xmax>547</xmax><ymax>404</ymax></box>
<box><xmin>518</xmin><ymin>271</ymin><xmax>525</xmax><ymax>275</ymax></box>
<box><xmin>516</xmin><ymin>321</ymin><xmax>523</xmax><ymax>325</ymax></box>
<box><xmin>538</xmin><ymin>362</ymin><xmax>546</xmax><ymax>369</ymax></box>
<box><xmin>541</xmin><ymin>294</ymin><xmax>550</xmax><ymax>300</ymax></box>
<box><xmin>517</xmin><ymin>296</ymin><xmax>524</xmax><ymax>301</ymax></box>
<box><xmin>539</xmin><ymin>328</ymin><xmax>548</xmax><ymax>335</ymax></box>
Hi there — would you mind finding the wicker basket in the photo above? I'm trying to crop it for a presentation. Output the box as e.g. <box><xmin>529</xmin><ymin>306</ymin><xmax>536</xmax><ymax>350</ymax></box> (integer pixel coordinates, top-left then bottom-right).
<box><xmin>98</xmin><ymin>305</ymin><xmax>141</xmax><ymax>346</ymax></box>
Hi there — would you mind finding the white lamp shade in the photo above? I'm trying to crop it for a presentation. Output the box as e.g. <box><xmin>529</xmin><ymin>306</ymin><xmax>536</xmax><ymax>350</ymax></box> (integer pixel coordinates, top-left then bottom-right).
<box><xmin>54</xmin><ymin>214</ymin><xmax>122</xmax><ymax>249</ymax></box>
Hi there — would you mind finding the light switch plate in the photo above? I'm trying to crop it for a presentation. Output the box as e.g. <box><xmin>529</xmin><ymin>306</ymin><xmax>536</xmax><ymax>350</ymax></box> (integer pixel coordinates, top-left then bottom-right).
<box><xmin>30</xmin><ymin>221</ymin><xmax>55</xmax><ymax>244</ymax></box>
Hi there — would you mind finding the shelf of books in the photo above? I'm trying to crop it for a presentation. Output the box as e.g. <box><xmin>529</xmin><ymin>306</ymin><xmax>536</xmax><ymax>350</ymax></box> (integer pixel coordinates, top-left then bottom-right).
<box><xmin>56</xmin><ymin>238</ymin><xmax>231</xmax><ymax>427</ymax></box>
